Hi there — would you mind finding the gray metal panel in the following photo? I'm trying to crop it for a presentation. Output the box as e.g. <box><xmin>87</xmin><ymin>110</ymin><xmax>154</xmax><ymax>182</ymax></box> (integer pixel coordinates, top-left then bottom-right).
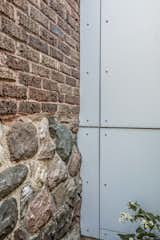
<box><xmin>78</xmin><ymin>127</ymin><xmax>99</xmax><ymax>238</ymax></box>
<box><xmin>101</xmin><ymin>0</ymin><xmax>160</xmax><ymax>128</ymax></box>
<box><xmin>80</xmin><ymin>0</ymin><xmax>100</xmax><ymax>126</ymax></box>
<box><xmin>100</xmin><ymin>128</ymin><xmax>160</xmax><ymax>239</ymax></box>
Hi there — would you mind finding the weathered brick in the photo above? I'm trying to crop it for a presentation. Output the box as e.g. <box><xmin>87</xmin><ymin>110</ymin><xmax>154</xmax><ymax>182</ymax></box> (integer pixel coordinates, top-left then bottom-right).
<box><xmin>29</xmin><ymin>87</ymin><xmax>58</xmax><ymax>102</ymax></box>
<box><xmin>1</xmin><ymin>17</ymin><xmax>28</xmax><ymax>43</ymax></box>
<box><xmin>17</xmin><ymin>11</ymin><xmax>39</xmax><ymax>35</ymax></box>
<box><xmin>58</xmin><ymin>17</ymin><xmax>71</xmax><ymax>35</ymax></box>
<box><xmin>30</xmin><ymin>6</ymin><xmax>49</xmax><ymax>28</ymax></box>
<box><xmin>17</xmin><ymin>43</ymin><xmax>40</xmax><ymax>63</ymax></box>
<box><xmin>0</xmin><ymin>100</ymin><xmax>17</xmax><ymax>115</ymax></box>
<box><xmin>50</xmin><ymin>0</ymin><xmax>66</xmax><ymax>19</ymax></box>
<box><xmin>7</xmin><ymin>55</ymin><xmax>30</xmax><ymax>72</ymax></box>
<box><xmin>41</xmin><ymin>54</ymin><xmax>58</xmax><ymax>69</ymax></box>
<box><xmin>58</xmin><ymin>41</ymin><xmax>71</xmax><ymax>55</ymax></box>
<box><xmin>66</xmin><ymin>76</ymin><xmax>76</xmax><ymax>87</ymax></box>
<box><xmin>8</xmin><ymin>0</ymin><xmax>29</xmax><ymax>13</ymax></box>
<box><xmin>19</xmin><ymin>101</ymin><xmax>41</xmax><ymax>114</ymax></box>
<box><xmin>64</xmin><ymin>56</ymin><xmax>78</xmax><ymax>68</ymax></box>
<box><xmin>67</xmin><ymin>13</ymin><xmax>79</xmax><ymax>32</ymax></box>
<box><xmin>43</xmin><ymin>79</ymin><xmax>58</xmax><ymax>91</ymax></box>
<box><xmin>65</xmin><ymin>95</ymin><xmax>79</xmax><ymax>105</ymax></box>
<box><xmin>51</xmin><ymin>70</ymin><xmax>65</xmax><ymax>83</ymax></box>
<box><xmin>60</xmin><ymin>63</ymin><xmax>71</xmax><ymax>75</ymax></box>
<box><xmin>19</xmin><ymin>73</ymin><xmax>41</xmax><ymax>88</ymax></box>
<box><xmin>0</xmin><ymin>33</ymin><xmax>15</xmax><ymax>53</ymax></box>
<box><xmin>29</xmin><ymin>35</ymin><xmax>48</xmax><ymax>54</ymax></box>
<box><xmin>0</xmin><ymin>83</ymin><xmax>27</xmax><ymax>99</ymax></box>
<box><xmin>39</xmin><ymin>27</ymin><xmax>57</xmax><ymax>46</ymax></box>
<box><xmin>40</xmin><ymin>1</ymin><xmax>57</xmax><ymax>23</ymax></box>
<box><xmin>50</xmin><ymin>47</ymin><xmax>63</xmax><ymax>61</ymax></box>
<box><xmin>31</xmin><ymin>64</ymin><xmax>50</xmax><ymax>78</ymax></box>
<box><xmin>28</xmin><ymin>0</ymin><xmax>40</xmax><ymax>8</ymax></box>
<box><xmin>0</xmin><ymin>0</ymin><xmax>14</xmax><ymax>20</ymax></box>
<box><xmin>71</xmin><ymin>69</ymin><xmax>79</xmax><ymax>79</ymax></box>
<box><xmin>42</xmin><ymin>103</ymin><xmax>57</xmax><ymax>113</ymax></box>
<box><xmin>0</xmin><ymin>67</ymin><xmax>16</xmax><ymax>82</ymax></box>
<box><xmin>50</xmin><ymin>23</ymin><xmax>64</xmax><ymax>39</ymax></box>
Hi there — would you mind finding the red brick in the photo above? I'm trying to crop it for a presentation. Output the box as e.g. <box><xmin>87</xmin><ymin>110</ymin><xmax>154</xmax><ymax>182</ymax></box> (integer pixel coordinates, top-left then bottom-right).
<box><xmin>42</xmin><ymin>103</ymin><xmax>57</xmax><ymax>113</ymax></box>
<box><xmin>51</xmin><ymin>71</ymin><xmax>65</xmax><ymax>83</ymax></box>
<box><xmin>50</xmin><ymin>47</ymin><xmax>63</xmax><ymax>62</ymax></box>
<box><xmin>29</xmin><ymin>35</ymin><xmax>48</xmax><ymax>54</ymax></box>
<box><xmin>0</xmin><ymin>100</ymin><xmax>17</xmax><ymax>115</ymax></box>
<box><xmin>19</xmin><ymin>73</ymin><xmax>41</xmax><ymax>88</ymax></box>
<box><xmin>60</xmin><ymin>63</ymin><xmax>71</xmax><ymax>75</ymax></box>
<box><xmin>0</xmin><ymin>0</ymin><xmax>15</xmax><ymax>20</ymax></box>
<box><xmin>66</xmin><ymin>76</ymin><xmax>76</xmax><ymax>87</ymax></box>
<box><xmin>30</xmin><ymin>6</ymin><xmax>49</xmax><ymax>28</ymax></box>
<box><xmin>31</xmin><ymin>64</ymin><xmax>50</xmax><ymax>78</ymax></box>
<box><xmin>0</xmin><ymin>33</ymin><xmax>15</xmax><ymax>53</ymax></box>
<box><xmin>50</xmin><ymin>0</ymin><xmax>66</xmax><ymax>19</ymax></box>
<box><xmin>0</xmin><ymin>83</ymin><xmax>27</xmax><ymax>99</ymax></box>
<box><xmin>58</xmin><ymin>41</ymin><xmax>71</xmax><ymax>56</ymax></box>
<box><xmin>40</xmin><ymin>1</ymin><xmax>57</xmax><ymax>23</ymax></box>
<box><xmin>41</xmin><ymin>55</ymin><xmax>58</xmax><ymax>69</ymax></box>
<box><xmin>39</xmin><ymin>27</ymin><xmax>57</xmax><ymax>46</ymax></box>
<box><xmin>29</xmin><ymin>88</ymin><xmax>58</xmax><ymax>102</ymax></box>
<box><xmin>0</xmin><ymin>67</ymin><xmax>16</xmax><ymax>82</ymax></box>
<box><xmin>17</xmin><ymin>43</ymin><xmax>40</xmax><ymax>63</ymax></box>
<box><xmin>1</xmin><ymin>17</ymin><xmax>28</xmax><ymax>43</ymax></box>
<box><xmin>65</xmin><ymin>95</ymin><xmax>79</xmax><ymax>105</ymax></box>
<box><xmin>8</xmin><ymin>0</ymin><xmax>29</xmax><ymax>13</ymax></box>
<box><xmin>6</xmin><ymin>55</ymin><xmax>30</xmax><ymax>72</ymax></box>
<box><xmin>17</xmin><ymin>11</ymin><xmax>39</xmax><ymax>35</ymax></box>
<box><xmin>50</xmin><ymin>23</ymin><xmax>64</xmax><ymax>39</ymax></box>
<box><xmin>71</xmin><ymin>69</ymin><xmax>79</xmax><ymax>79</ymax></box>
<box><xmin>43</xmin><ymin>79</ymin><xmax>58</xmax><ymax>91</ymax></box>
<box><xmin>19</xmin><ymin>101</ymin><xmax>41</xmax><ymax>114</ymax></box>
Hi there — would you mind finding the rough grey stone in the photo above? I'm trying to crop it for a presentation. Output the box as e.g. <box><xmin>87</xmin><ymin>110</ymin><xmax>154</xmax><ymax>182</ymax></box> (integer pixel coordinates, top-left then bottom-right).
<box><xmin>48</xmin><ymin>117</ymin><xmax>72</xmax><ymax>162</ymax></box>
<box><xmin>53</xmin><ymin>178</ymin><xmax>78</xmax><ymax>208</ymax></box>
<box><xmin>47</xmin><ymin>153</ymin><xmax>68</xmax><ymax>190</ymax></box>
<box><xmin>54</xmin><ymin>204</ymin><xmax>73</xmax><ymax>239</ymax></box>
<box><xmin>14</xmin><ymin>228</ymin><xmax>29</xmax><ymax>240</ymax></box>
<box><xmin>37</xmin><ymin>139</ymin><xmax>55</xmax><ymax>161</ymax></box>
<box><xmin>20</xmin><ymin>183</ymin><xmax>35</xmax><ymax>219</ymax></box>
<box><xmin>61</xmin><ymin>224</ymin><xmax>80</xmax><ymax>240</ymax></box>
<box><xmin>0</xmin><ymin>165</ymin><xmax>28</xmax><ymax>200</ymax></box>
<box><xmin>7</xmin><ymin>121</ymin><xmax>38</xmax><ymax>162</ymax></box>
<box><xmin>0</xmin><ymin>198</ymin><xmax>18</xmax><ymax>240</ymax></box>
<box><xmin>68</xmin><ymin>145</ymin><xmax>81</xmax><ymax>177</ymax></box>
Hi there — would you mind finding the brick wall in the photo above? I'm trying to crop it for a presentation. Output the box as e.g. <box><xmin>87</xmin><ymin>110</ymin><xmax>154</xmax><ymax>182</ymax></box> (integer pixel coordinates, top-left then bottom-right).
<box><xmin>0</xmin><ymin>0</ymin><xmax>80</xmax><ymax>125</ymax></box>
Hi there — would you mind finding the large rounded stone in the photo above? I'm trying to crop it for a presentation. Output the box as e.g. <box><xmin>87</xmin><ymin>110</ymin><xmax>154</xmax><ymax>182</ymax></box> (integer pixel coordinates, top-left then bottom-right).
<box><xmin>68</xmin><ymin>145</ymin><xmax>81</xmax><ymax>177</ymax></box>
<box><xmin>37</xmin><ymin>139</ymin><xmax>55</xmax><ymax>161</ymax></box>
<box><xmin>0</xmin><ymin>165</ymin><xmax>28</xmax><ymax>200</ymax></box>
<box><xmin>47</xmin><ymin>153</ymin><xmax>68</xmax><ymax>190</ymax></box>
<box><xmin>48</xmin><ymin>117</ymin><xmax>72</xmax><ymax>162</ymax></box>
<box><xmin>0</xmin><ymin>198</ymin><xmax>18</xmax><ymax>240</ymax></box>
<box><xmin>14</xmin><ymin>228</ymin><xmax>29</xmax><ymax>240</ymax></box>
<box><xmin>25</xmin><ymin>188</ymin><xmax>55</xmax><ymax>233</ymax></box>
<box><xmin>7</xmin><ymin>121</ymin><xmax>38</xmax><ymax>162</ymax></box>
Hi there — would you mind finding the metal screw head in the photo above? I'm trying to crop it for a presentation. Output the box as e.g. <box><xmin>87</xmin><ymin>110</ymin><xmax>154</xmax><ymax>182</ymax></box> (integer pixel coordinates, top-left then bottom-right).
<box><xmin>106</xmin><ymin>20</ymin><xmax>109</xmax><ymax>23</ymax></box>
<box><xmin>86</xmin><ymin>23</ymin><xmax>90</xmax><ymax>27</ymax></box>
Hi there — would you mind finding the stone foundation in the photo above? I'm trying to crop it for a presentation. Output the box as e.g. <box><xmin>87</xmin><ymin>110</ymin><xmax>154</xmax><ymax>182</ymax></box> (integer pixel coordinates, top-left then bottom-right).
<box><xmin>0</xmin><ymin>114</ymin><xmax>81</xmax><ymax>240</ymax></box>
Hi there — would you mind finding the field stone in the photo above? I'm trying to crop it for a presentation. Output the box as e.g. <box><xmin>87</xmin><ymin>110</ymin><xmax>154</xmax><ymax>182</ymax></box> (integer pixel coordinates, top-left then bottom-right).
<box><xmin>37</xmin><ymin>139</ymin><xmax>55</xmax><ymax>161</ymax></box>
<box><xmin>53</xmin><ymin>178</ymin><xmax>78</xmax><ymax>207</ymax></box>
<box><xmin>20</xmin><ymin>183</ymin><xmax>35</xmax><ymax>219</ymax></box>
<box><xmin>47</xmin><ymin>153</ymin><xmax>68</xmax><ymax>190</ymax></box>
<box><xmin>68</xmin><ymin>145</ymin><xmax>81</xmax><ymax>177</ymax></box>
<box><xmin>25</xmin><ymin>188</ymin><xmax>55</xmax><ymax>233</ymax></box>
<box><xmin>48</xmin><ymin>117</ymin><xmax>72</xmax><ymax>162</ymax></box>
<box><xmin>0</xmin><ymin>165</ymin><xmax>28</xmax><ymax>200</ymax></box>
<box><xmin>7</xmin><ymin>121</ymin><xmax>38</xmax><ymax>162</ymax></box>
<box><xmin>14</xmin><ymin>228</ymin><xmax>29</xmax><ymax>240</ymax></box>
<box><xmin>0</xmin><ymin>198</ymin><xmax>18</xmax><ymax>240</ymax></box>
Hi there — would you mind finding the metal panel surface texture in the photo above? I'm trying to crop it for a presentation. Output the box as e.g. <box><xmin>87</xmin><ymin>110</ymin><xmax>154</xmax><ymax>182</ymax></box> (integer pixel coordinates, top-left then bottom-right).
<box><xmin>80</xmin><ymin>0</ymin><xmax>100</xmax><ymax>126</ymax></box>
<box><xmin>78</xmin><ymin>128</ymin><xmax>99</xmax><ymax>238</ymax></box>
<box><xmin>101</xmin><ymin>0</ymin><xmax>160</xmax><ymax>128</ymax></box>
<box><xmin>100</xmin><ymin>128</ymin><xmax>160</xmax><ymax>239</ymax></box>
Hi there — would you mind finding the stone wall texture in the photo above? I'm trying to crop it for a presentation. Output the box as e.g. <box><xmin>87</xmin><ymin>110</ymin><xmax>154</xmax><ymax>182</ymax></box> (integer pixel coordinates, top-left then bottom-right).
<box><xmin>0</xmin><ymin>114</ymin><xmax>82</xmax><ymax>239</ymax></box>
<box><xmin>0</xmin><ymin>1</ymin><xmax>81</xmax><ymax>239</ymax></box>
<box><xmin>0</xmin><ymin>0</ymin><xmax>80</xmax><ymax>126</ymax></box>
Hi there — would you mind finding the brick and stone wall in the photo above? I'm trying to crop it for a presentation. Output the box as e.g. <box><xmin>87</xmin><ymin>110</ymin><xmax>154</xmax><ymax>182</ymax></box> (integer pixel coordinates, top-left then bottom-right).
<box><xmin>0</xmin><ymin>0</ymin><xmax>81</xmax><ymax>239</ymax></box>
<box><xmin>0</xmin><ymin>0</ymin><xmax>80</xmax><ymax>126</ymax></box>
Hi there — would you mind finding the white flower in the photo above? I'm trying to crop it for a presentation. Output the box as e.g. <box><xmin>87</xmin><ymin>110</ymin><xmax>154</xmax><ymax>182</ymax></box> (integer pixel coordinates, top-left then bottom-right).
<box><xmin>119</xmin><ymin>212</ymin><xmax>133</xmax><ymax>223</ymax></box>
